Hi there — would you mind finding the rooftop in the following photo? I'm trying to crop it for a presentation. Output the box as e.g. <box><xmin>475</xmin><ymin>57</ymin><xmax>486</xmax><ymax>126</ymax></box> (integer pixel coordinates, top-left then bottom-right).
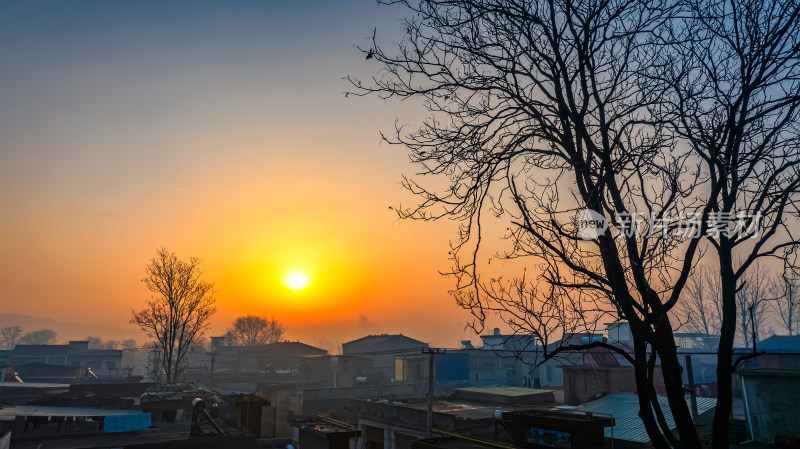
<box><xmin>240</xmin><ymin>340</ymin><xmax>328</xmax><ymax>355</ymax></box>
<box><xmin>343</xmin><ymin>333</ymin><xmax>428</xmax><ymax>347</ymax></box>
<box><xmin>575</xmin><ymin>393</ymin><xmax>716</xmax><ymax>443</ymax></box>
<box><xmin>452</xmin><ymin>387</ymin><xmax>556</xmax><ymax>406</ymax></box>
<box><xmin>362</xmin><ymin>397</ymin><xmax>522</xmax><ymax>421</ymax></box>
<box><xmin>10</xmin><ymin>345</ymin><xmax>69</xmax><ymax>356</ymax></box>
<box><xmin>758</xmin><ymin>334</ymin><xmax>800</xmax><ymax>351</ymax></box>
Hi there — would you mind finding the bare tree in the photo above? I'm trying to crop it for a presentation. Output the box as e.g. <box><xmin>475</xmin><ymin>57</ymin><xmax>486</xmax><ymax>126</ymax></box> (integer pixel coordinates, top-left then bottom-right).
<box><xmin>19</xmin><ymin>329</ymin><xmax>57</xmax><ymax>345</ymax></box>
<box><xmin>223</xmin><ymin>330</ymin><xmax>240</xmax><ymax>347</ymax></box>
<box><xmin>1</xmin><ymin>325</ymin><xmax>23</xmax><ymax>349</ymax></box>
<box><xmin>228</xmin><ymin>315</ymin><xmax>285</xmax><ymax>347</ymax></box>
<box><xmin>131</xmin><ymin>247</ymin><xmax>216</xmax><ymax>384</ymax></box>
<box><xmin>774</xmin><ymin>272</ymin><xmax>800</xmax><ymax>336</ymax></box>
<box><xmin>657</xmin><ymin>0</ymin><xmax>800</xmax><ymax>444</ymax></box>
<box><xmin>87</xmin><ymin>337</ymin><xmax>122</xmax><ymax>350</ymax></box>
<box><xmin>121</xmin><ymin>338</ymin><xmax>138</xmax><ymax>350</ymax></box>
<box><xmin>676</xmin><ymin>265</ymin><xmax>722</xmax><ymax>336</ymax></box>
<box><xmin>351</xmin><ymin>1</ymin><xmax>707</xmax><ymax>447</ymax></box>
<box><xmin>735</xmin><ymin>263</ymin><xmax>775</xmax><ymax>348</ymax></box>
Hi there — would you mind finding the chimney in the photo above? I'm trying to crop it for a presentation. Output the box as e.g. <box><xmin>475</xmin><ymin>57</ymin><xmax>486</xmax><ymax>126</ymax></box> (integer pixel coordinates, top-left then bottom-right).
<box><xmin>68</xmin><ymin>341</ymin><xmax>89</xmax><ymax>352</ymax></box>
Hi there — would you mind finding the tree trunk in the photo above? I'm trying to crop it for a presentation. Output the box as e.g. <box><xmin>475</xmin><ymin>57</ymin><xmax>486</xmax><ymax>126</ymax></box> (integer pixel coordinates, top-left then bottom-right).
<box><xmin>713</xmin><ymin>245</ymin><xmax>737</xmax><ymax>449</ymax></box>
<box><xmin>655</xmin><ymin>317</ymin><xmax>701</xmax><ymax>448</ymax></box>
<box><xmin>631</xmin><ymin>324</ymin><xmax>672</xmax><ymax>449</ymax></box>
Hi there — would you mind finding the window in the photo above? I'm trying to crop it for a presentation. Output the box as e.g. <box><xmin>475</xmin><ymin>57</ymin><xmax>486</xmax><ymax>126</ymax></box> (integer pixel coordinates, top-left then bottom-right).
<box><xmin>107</xmin><ymin>360</ymin><xmax>116</xmax><ymax>370</ymax></box>
<box><xmin>342</xmin><ymin>359</ymin><xmax>350</xmax><ymax>373</ymax></box>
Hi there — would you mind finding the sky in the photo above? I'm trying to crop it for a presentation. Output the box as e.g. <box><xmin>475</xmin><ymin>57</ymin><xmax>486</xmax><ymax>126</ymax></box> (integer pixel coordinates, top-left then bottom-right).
<box><xmin>0</xmin><ymin>0</ymin><xmax>503</xmax><ymax>349</ymax></box>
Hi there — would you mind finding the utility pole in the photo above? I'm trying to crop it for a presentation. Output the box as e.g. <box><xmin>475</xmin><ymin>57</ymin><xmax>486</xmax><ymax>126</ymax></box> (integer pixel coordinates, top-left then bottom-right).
<box><xmin>208</xmin><ymin>351</ymin><xmax>218</xmax><ymax>391</ymax></box>
<box><xmin>748</xmin><ymin>296</ymin><xmax>779</xmax><ymax>354</ymax></box>
<box><xmin>685</xmin><ymin>355</ymin><xmax>698</xmax><ymax>423</ymax></box>
<box><xmin>422</xmin><ymin>348</ymin><xmax>446</xmax><ymax>438</ymax></box>
<box><xmin>749</xmin><ymin>304</ymin><xmax>757</xmax><ymax>353</ymax></box>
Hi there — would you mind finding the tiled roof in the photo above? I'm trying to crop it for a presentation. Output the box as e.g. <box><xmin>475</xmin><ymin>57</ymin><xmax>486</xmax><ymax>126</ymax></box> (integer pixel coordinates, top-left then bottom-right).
<box><xmin>576</xmin><ymin>393</ymin><xmax>716</xmax><ymax>443</ymax></box>
<box><xmin>343</xmin><ymin>334</ymin><xmax>427</xmax><ymax>347</ymax></box>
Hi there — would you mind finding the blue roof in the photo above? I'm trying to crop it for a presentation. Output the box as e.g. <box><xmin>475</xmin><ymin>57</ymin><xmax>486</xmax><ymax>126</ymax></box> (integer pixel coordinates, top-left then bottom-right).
<box><xmin>576</xmin><ymin>393</ymin><xmax>716</xmax><ymax>443</ymax></box>
<box><xmin>758</xmin><ymin>335</ymin><xmax>800</xmax><ymax>351</ymax></box>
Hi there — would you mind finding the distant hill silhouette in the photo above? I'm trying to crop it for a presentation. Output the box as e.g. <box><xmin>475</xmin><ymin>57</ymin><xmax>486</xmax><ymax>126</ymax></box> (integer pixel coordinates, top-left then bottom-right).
<box><xmin>0</xmin><ymin>313</ymin><xmax>141</xmax><ymax>343</ymax></box>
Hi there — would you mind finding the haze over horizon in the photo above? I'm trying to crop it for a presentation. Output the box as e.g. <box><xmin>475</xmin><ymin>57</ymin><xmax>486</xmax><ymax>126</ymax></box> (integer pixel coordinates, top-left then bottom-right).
<box><xmin>0</xmin><ymin>1</ymin><xmax>512</xmax><ymax>348</ymax></box>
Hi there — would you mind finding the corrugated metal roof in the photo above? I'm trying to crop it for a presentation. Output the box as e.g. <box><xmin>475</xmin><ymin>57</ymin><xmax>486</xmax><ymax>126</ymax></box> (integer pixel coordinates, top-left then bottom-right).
<box><xmin>0</xmin><ymin>404</ymin><xmax>147</xmax><ymax>418</ymax></box>
<box><xmin>576</xmin><ymin>393</ymin><xmax>716</xmax><ymax>443</ymax></box>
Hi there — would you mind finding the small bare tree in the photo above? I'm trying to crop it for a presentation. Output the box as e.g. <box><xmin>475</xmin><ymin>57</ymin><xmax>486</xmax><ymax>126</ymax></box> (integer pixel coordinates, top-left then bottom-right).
<box><xmin>735</xmin><ymin>264</ymin><xmax>775</xmax><ymax>348</ymax></box>
<box><xmin>131</xmin><ymin>247</ymin><xmax>216</xmax><ymax>384</ymax></box>
<box><xmin>1</xmin><ymin>326</ymin><xmax>23</xmax><ymax>349</ymax></box>
<box><xmin>677</xmin><ymin>265</ymin><xmax>722</xmax><ymax>336</ymax></box>
<box><xmin>228</xmin><ymin>315</ymin><xmax>285</xmax><ymax>347</ymax></box>
<box><xmin>774</xmin><ymin>270</ymin><xmax>800</xmax><ymax>336</ymax></box>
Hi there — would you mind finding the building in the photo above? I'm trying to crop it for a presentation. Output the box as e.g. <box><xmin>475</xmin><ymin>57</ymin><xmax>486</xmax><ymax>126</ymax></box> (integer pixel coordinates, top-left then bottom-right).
<box><xmin>479</xmin><ymin>328</ymin><xmax>539</xmax><ymax>352</ymax></box>
<box><xmin>347</xmin><ymin>387</ymin><xmax>566</xmax><ymax>449</ymax></box>
<box><xmin>343</xmin><ymin>334</ymin><xmax>429</xmax><ymax>381</ymax></box>
<box><xmin>240</xmin><ymin>341</ymin><xmax>328</xmax><ymax>373</ymax></box>
<box><xmin>733</xmin><ymin>335</ymin><xmax>800</xmax><ymax>444</ymax></box>
<box><xmin>7</xmin><ymin>341</ymin><xmax>123</xmax><ymax>380</ymax></box>
<box><xmin>0</xmin><ymin>350</ymin><xmax>10</xmax><ymax>366</ymax></box>
<box><xmin>295</xmin><ymin>416</ymin><xmax>359</xmax><ymax>449</ymax></box>
<box><xmin>299</xmin><ymin>355</ymin><xmax>375</xmax><ymax>388</ymax></box>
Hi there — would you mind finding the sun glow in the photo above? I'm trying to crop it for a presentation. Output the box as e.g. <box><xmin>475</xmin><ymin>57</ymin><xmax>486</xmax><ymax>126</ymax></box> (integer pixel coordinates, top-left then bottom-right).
<box><xmin>285</xmin><ymin>271</ymin><xmax>311</xmax><ymax>291</ymax></box>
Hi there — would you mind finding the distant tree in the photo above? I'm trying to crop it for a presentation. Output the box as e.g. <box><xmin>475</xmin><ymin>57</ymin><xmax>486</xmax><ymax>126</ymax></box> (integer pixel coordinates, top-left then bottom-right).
<box><xmin>223</xmin><ymin>330</ymin><xmax>240</xmax><ymax>347</ymax></box>
<box><xmin>190</xmin><ymin>337</ymin><xmax>209</xmax><ymax>353</ymax></box>
<box><xmin>735</xmin><ymin>264</ymin><xmax>776</xmax><ymax>348</ymax></box>
<box><xmin>677</xmin><ymin>265</ymin><xmax>722</xmax><ymax>336</ymax></box>
<box><xmin>87</xmin><ymin>336</ymin><xmax>104</xmax><ymax>349</ymax></box>
<box><xmin>774</xmin><ymin>272</ymin><xmax>800</xmax><ymax>336</ymax></box>
<box><xmin>86</xmin><ymin>336</ymin><xmax>121</xmax><ymax>349</ymax></box>
<box><xmin>121</xmin><ymin>338</ymin><xmax>138</xmax><ymax>349</ymax></box>
<box><xmin>228</xmin><ymin>315</ymin><xmax>285</xmax><ymax>347</ymax></box>
<box><xmin>19</xmin><ymin>329</ymin><xmax>57</xmax><ymax>345</ymax></box>
<box><xmin>131</xmin><ymin>247</ymin><xmax>216</xmax><ymax>384</ymax></box>
<box><xmin>1</xmin><ymin>325</ymin><xmax>23</xmax><ymax>349</ymax></box>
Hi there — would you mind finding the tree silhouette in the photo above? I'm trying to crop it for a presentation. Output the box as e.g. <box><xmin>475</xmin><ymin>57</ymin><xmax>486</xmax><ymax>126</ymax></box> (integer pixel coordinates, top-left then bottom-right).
<box><xmin>131</xmin><ymin>247</ymin><xmax>216</xmax><ymax>384</ymax></box>
<box><xmin>351</xmin><ymin>0</ymin><xmax>800</xmax><ymax>446</ymax></box>
<box><xmin>656</xmin><ymin>0</ymin><xmax>800</xmax><ymax>443</ymax></box>
<box><xmin>227</xmin><ymin>315</ymin><xmax>285</xmax><ymax>347</ymax></box>
<box><xmin>1</xmin><ymin>325</ymin><xmax>24</xmax><ymax>349</ymax></box>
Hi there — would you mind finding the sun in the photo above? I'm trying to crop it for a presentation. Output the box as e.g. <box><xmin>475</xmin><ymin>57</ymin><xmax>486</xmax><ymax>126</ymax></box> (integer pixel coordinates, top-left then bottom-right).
<box><xmin>284</xmin><ymin>271</ymin><xmax>311</xmax><ymax>291</ymax></box>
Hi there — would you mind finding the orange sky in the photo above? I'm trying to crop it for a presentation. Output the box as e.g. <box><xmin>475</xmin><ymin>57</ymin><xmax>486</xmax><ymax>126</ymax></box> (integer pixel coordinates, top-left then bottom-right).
<box><xmin>0</xmin><ymin>1</ymin><xmax>512</xmax><ymax>349</ymax></box>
